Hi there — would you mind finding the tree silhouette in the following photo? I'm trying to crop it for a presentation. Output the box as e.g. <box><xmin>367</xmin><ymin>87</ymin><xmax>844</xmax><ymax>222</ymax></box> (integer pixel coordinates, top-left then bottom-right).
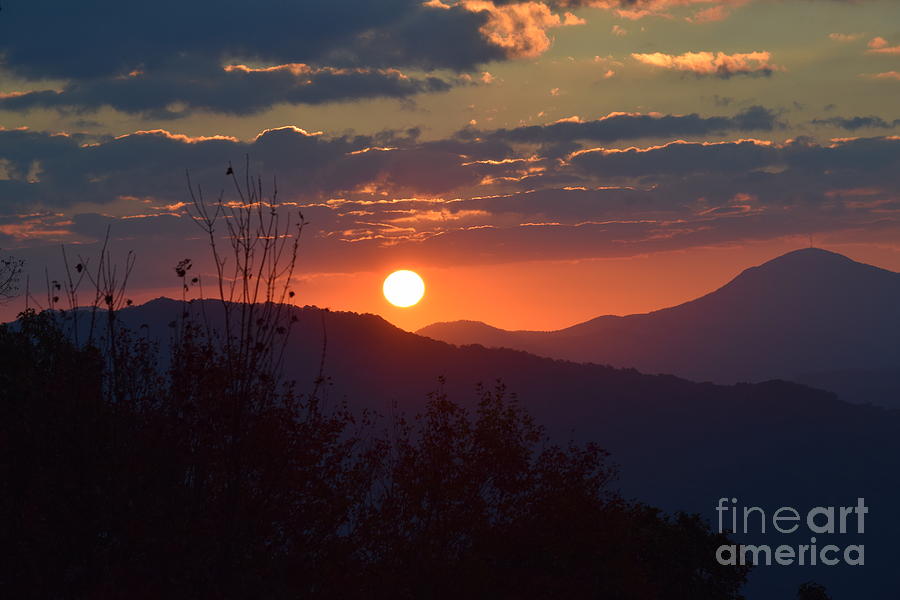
<box><xmin>352</xmin><ymin>383</ymin><xmax>749</xmax><ymax>599</ymax></box>
<box><xmin>798</xmin><ymin>582</ymin><xmax>832</xmax><ymax>600</ymax></box>
<box><xmin>0</xmin><ymin>328</ymin><xmax>750</xmax><ymax>598</ymax></box>
<box><xmin>0</xmin><ymin>253</ymin><xmax>22</xmax><ymax>303</ymax></box>
<box><xmin>0</xmin><ymin>164</ymin><xmax>752</xmax><ymax>599</ymax></box>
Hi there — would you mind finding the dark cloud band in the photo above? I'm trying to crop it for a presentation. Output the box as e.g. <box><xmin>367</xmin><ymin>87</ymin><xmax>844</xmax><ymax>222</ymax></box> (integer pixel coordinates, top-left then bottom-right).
<box><xmin>460</xmin><ymin>106</ymin><xmax>783</xmax><ymax>146</ymax></box>
<box><xmin>2</xmin><ymin>124</ymin><xmax>899</xmax><ymax>271</ymax></box>
<box><xmin>0</xmin><ymin>64</ymin><xmax>456</xmax><ymax>118</ymax></box>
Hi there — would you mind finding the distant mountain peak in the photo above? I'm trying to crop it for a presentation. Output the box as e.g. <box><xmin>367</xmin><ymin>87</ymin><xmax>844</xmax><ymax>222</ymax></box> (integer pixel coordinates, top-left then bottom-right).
<box><xmin>416</xmin><ymin>248</ymin><xmax>900</xmax><ymax>395</ymax></box>
<box><xmin>784</xmin><ymin>247</ymin><xmax>842</xmax><ymax>256</ymax></box>
<box><xmin>758</xmin><ymin>247</ymin><xmax>856</xmax><ymax>267</ymax></box>
<box><xmin>729</xmin><ymin>248</ymin><xmax>896</xmax><ymax>290</ymax></box>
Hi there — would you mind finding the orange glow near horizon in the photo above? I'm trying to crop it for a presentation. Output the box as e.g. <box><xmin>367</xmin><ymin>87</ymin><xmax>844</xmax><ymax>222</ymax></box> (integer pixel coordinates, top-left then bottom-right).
<box><xmin>4</xmin><ymin>239</ymin><xmax>900</xmax><ymax>334</ymax></box>
<box><xmin>315</xmin><ymin>239</ymin><xmax>900</xmax><ymax>332</ymax></box>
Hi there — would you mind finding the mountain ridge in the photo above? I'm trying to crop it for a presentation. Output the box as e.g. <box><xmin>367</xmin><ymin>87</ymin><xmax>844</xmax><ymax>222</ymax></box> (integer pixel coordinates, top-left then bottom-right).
<box><xmin>60</xmin><ymin>290</ymin><xmax>900</xmax><ymax>600</ymax></box>
<box><xmin>417</xmin><ymin>248</ymin><xmax>900</xmax><ymax>406</ymax></box>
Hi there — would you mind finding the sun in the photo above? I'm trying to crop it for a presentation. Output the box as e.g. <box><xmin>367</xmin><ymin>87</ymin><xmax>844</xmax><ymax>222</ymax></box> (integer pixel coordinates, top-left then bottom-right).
<box><xmin>383</xmin><ymin>270</ymin><xmax>425</xmax><ymax>308</ymax></box>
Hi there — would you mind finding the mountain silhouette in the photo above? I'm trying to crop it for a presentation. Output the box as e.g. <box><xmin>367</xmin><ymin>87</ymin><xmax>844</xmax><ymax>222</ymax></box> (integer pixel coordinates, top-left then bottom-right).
<box><xmin>93</xmin><ymin>294</ymin><xmax>900</xmax><ymax>599</ymax></box>
<box><xmin>418</xmin><ymin>248</ymin><xmax>900</xmax><ymax>406</ymax></box>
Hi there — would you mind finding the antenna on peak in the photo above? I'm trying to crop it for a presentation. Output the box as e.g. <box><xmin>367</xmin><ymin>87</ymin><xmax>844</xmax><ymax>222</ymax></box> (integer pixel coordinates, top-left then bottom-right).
<box><xmin>808</xmin><ymin>234</ymin><xmax>813</xmax><ymax>249</ymax></box>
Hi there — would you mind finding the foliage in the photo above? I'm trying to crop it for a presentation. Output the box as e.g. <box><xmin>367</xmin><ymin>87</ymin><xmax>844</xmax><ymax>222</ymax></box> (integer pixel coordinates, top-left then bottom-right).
<box><xmin>0</xmin><ymin>254</ymin><xmax>22</xmax><ymax>303</ymax></box>
<box><xmin>0</xmin><ymin>165</ymin><xmax>751</xmax><ymax>599</ymax></box>
<box><xmin>353</xmin><ymin>383</ymin><xmax>750</xmax><ymax>600</ymax></box>
<box><xmin>798</xmin><ymin>582</ymin><xmax>832</xmax><ymax>600</ymax></box>
<box><xmin>0</xmin><ymin>315</ymin><xmax>750</xmax><ymax>598</ymax></box>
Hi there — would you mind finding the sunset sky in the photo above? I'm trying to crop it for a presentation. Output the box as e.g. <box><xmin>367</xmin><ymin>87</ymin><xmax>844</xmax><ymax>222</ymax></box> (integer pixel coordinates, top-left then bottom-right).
<box><xmin>1</xmin><ymin>0</ymin><xmax>899</xmax><ymax>330</ymax></box>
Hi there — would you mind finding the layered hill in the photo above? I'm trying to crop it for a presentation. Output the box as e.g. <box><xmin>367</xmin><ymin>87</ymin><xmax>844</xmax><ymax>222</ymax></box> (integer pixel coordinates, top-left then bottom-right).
<box><xmin>418</xmin><ymin>248</ymin><xmax>900</xmax><ymax>406</ymax></box>
<box><xmin>95</xmin><ymin>295</ymin><xmax>900</xmax><ymax>599</ymax></box>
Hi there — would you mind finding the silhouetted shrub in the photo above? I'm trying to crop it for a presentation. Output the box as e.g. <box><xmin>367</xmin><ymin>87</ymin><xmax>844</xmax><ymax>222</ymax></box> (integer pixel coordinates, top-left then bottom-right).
<box><xmin>798</xmin><ymin>581</ymin><xmax>832</xmax><ymax>600</ymax></box>
<box><xmin>351</xmin><ymin>383</ymin><xmax>749</xmax><ymax>599</ymax></box>
<box><xmin>0</xmin><ymin>319</ymin><xmax>750</xmax><ymax>599</ymax></box>
<box><xmin>0</xmin><ymin>167</ymin><xmax>750</xmax><ymax>599</ymax></box>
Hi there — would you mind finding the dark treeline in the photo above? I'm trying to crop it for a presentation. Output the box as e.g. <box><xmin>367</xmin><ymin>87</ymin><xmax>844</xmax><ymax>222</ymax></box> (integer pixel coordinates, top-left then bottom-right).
<box><xmin>0</xmin><ymin>169</ymin><xmax>757</xmax><ymax>599</ymax></box>
<box><xmin>0</xmin><ymin>308</ymin><xmax>748</xmax><ymax>599</ymax></box>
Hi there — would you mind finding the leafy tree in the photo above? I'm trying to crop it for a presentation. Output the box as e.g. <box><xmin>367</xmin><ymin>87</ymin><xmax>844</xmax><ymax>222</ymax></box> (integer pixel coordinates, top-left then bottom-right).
<box><xmin>0</xmin><ymin>165</ymin><xmax>751</xmax><ymax>599</ymax></box>
<box><xmin>0</xmin><ymin>310</ymin><xmax>111</xmax><ymax>597</ymax></box>
<box><xmin>0</xmin><ymin>333</ymin><xmax>750</xmax><ymax>599</ymax></box>
<box><xmin>352</xmin><ymin>383</ymin><xmax>750</xmax><ymax>599</ymax></box>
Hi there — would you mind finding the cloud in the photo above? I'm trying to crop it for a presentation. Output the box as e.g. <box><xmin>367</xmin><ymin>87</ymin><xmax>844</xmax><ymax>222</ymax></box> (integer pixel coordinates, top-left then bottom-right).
<box><xmin>0</xmin><ymin>1</ymin><xmax>590</xmax><ymax>82</ymax></box>
<box><xmin>552</xmin><ymin>0</ymin><xmax>751</xmax><ymax>22</ymax></box>
<box><xmin>812</xmin><ymin>116</ymin><xmax>900</xmax><ymax>130</ymax></box>
<box><xmin>0</xmin><ymin>1</ymin><xmax>597</xmax><ymax>116</ymax></box>
<box><xmin>0</xmin><ymin>1</ymin><xmax>506</xmax><ymax>80</ymax></box>
<box><xmin>4</xmin><ymin>124</ymin><xmax>900</xmax><ymax>273</ymax></box>
<box><xmin>462</xmin><ymin>1</ymin><xmax>585</xmax><ymax>59</ymax></box>
<box><xmin>867</xmin><ymin>37</ymin><xmax>900</xmax><ymax>55</ymax></box>
<box><xmin>0</xmin><ymin>124</ymin><xmax>516</xmax><ymax>218</ymax></box>
<box><xmin>829</xmin><ymin>32</ymin><xmax>863</xmax><ymax>42</ymax></box>
<box><xmin>631</xmin><ymin>51</ymin><xmax>781</xmax><ymax>77</ymax></box>
<box><xmin>0</xmin><ymin>127</ymin><xmax>349</xmax><ymax>213</ymax></box>
<box><xmin>460</xmin><ymin>106</ymin><xmax>784</xmax><ymax>146</ymax></box>
<box><xmin>551</xmin><ymin>0</ymin><xmax>875</xmax><ymax>23</ymax></box>
<box><xmin>0</xmin><ymin>1</ymin><xmax>511</xmax><ymax>117</ymax></box>
<box><xmin>869</xmin><ymin>71</ymin><xmax>900</xmax><ymax>80</ymax></box>
<box><xmin>570</xmin><ymin>136</ymin><xmax>900</xmax><ymax>182</ymax></box>
<box><xmin>688</xmin><ymin>0</ymin><xmax>752</xmax><ymax>23</ymax></box>
<box><xmin>0</xmin><ymin>62</ymin><xmax>456</xmax><ymax>118</ymax></box>
<box><xmin>570</xmin><ymin>139</ymin><xmax>779</xmax><ymax>177</ymax></box>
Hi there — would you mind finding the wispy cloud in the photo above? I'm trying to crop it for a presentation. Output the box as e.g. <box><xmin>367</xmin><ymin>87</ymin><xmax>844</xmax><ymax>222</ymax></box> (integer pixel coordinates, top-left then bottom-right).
<box><xmin>829</xmin><ymin>32</ymin><xmax>863</xmax><ymax>43</ymax></box>
<box><xmin>812</xmin><ymin>116</ymin><xmax>900</xmax><ymax>131</ymax></box>
<box><xmin>559</xmin><ymin>0</ymin><xmax>751</xmax><ymax>22</ymax></box>
<box><xmin>863</xmin><ymin>71</ymin><xmax>900</xmax><ymax>80</ymax></box>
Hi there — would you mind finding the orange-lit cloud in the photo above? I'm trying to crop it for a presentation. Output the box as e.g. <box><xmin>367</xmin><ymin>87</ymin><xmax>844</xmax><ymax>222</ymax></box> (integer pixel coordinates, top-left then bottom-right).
<box><xmin>867</xmin><ymin>37</ymin><xmax>900</xmax><ymax>55</ymax></box>
<box><xmin>689</xmin><ymin>0</ymin><xmax>750</xmax><ymax>23</ymax></box>
<box><xmin>4</xmin><ymin>125</ymin><xmax>900</xmax><ymax>289</ymax></box>
<box><xmin>384</xmin><ymin>208</ymin><xmax>491</xmax><ymax>225</ymax></box>
<box><xmin>463</xmin><ymin>1</ymin><xmax>585</xmax><ymax>59</ymax></box>
<box><xmin>0</xmin><ymin>213</ymin><xmax>74</xmax><ymax>242</ymax></box>
<box><xmin>115</xmin><ymin>129</ymin><xmax>239</xmax><ymax>144</ymax></box>
<box><xmin>632</xmin><ymin>50</ymin><xmax>780</xmax><ymax>77</ymax></box>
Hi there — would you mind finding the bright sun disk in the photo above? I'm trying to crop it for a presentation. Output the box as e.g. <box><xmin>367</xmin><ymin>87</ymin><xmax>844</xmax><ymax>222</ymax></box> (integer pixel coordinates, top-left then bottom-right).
<box><xmin>383</xmin><ymin>270</ymin><xmax>425</xmax><ymax>308</ymax></box>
